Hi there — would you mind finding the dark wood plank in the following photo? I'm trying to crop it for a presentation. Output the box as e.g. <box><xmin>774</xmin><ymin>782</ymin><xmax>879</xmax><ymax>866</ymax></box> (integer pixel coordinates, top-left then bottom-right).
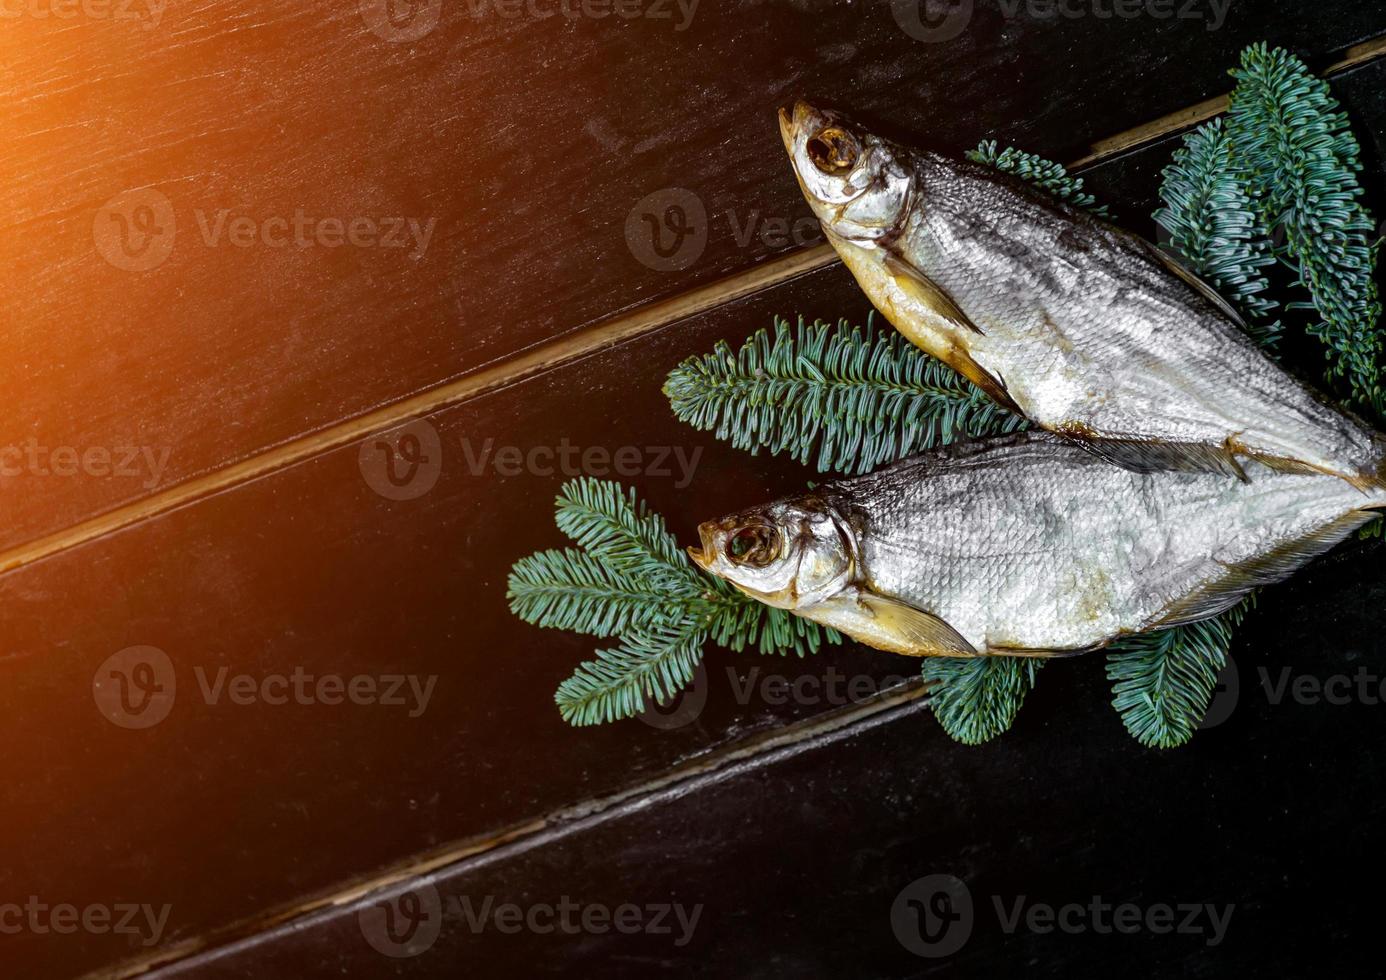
<box><xmin>145</xmin><ymin>540</ymin><xmax>1386</xmax><ymax>980</ymax></box>
<box><xmin>0</xmin><ymin>263</ymin><xmax>914</xmax><ymax>980</ymax></box>
<box><xmin>4</xmin><ymin>50</ymin><xmax>1385</xmax><ymax>980</ymax></box>
<box><xmin>1</xmin><ymin>2</ymin><xmax>1382</xmax><ymax>552</ymax></box>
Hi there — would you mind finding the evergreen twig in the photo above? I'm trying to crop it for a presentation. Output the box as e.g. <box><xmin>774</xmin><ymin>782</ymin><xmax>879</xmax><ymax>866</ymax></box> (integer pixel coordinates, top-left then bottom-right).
<box><xmin>665</xmin><ymin>315</ymin><xmax>1024</xmax><ymax>476</ymax></box>
<box><xmin>508</xmin><ymin>478</ymin><xmax>840</xmax><ymax>726</ymax></box>
<box><xmin>555</xmin><ymin>618</ymin><xmax>708</xmax><ymax>727</ymax></box>
<box><xmin>1227</xmin><ymin>43</ymin><xmax>1383</xmax><ymax>410</ymax></box>
<box><xmin>1155</xmin><ymin>118</ymin><xmax>1283</xmax><ymax>346</ymax></box>
<box><xmin>922</xmin><ymin>657</ymin><xmax>1044</xmax><ymax>746</ymax></box>
<box><xmin>967</xmin><ymin>141</ymin><xmax>1110</xmax><ymax>217</ymax></box>
<box><xmin>1105</xmin><ymin>598</ymin><xmax>1252</xmax><ymax>749</ymax></box>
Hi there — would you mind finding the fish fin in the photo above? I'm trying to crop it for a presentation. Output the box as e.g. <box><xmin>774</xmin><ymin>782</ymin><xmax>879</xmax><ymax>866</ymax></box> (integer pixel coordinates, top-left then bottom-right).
<box><xmin>1058</xmin><ymin>433</ymin><xmax>1251</xmax><ymax>480</ymax></box>
<box><xmin>847</xmin><ymin>240</ymin><xmax>1025</xmax><ymax>418</ymax></box>
<box><xmin>1136</xmin><ymin>237</ymin><xmax>1251</xmax><ymax>329</ymax></box>
<box><xmin>986</xmin><ymin>646</ymin><xmax>1092</xmax><ymax>660</ymax></box>
<box><xmin>947</xmin><ymin>347</ymin><xmax>1027</xmax><ymax>418</ymax></box>
<box><xmin>799</xmin><ymin>589</ymin><xmax>979</xmax><ymax>658</ymax></box>
<box><xmin>882</xmin><ymin>252</ymin><xmax>985</xmax><ymax>336</ymax></box>
<box><xmin>1056</xmin><ymin>429</ymin><xmax>1332</xmax><ymax>482</ymax></box>
<box><xmin>1151</xmin><ymin>509</ymin><xmax>1379</xmax><ymax>629</ymax></box>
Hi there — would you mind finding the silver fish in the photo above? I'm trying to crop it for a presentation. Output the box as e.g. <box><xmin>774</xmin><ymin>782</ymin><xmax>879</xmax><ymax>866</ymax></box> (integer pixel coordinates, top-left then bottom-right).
<box><xmin>689</xmin><ymin>433</ymin><xmax>1385</xmax><ymax>657</ymax></box>
<box><xmin>778</xmin><ymin>101</ymin><xmax>1386</xmax><ymax>489</ymax></box>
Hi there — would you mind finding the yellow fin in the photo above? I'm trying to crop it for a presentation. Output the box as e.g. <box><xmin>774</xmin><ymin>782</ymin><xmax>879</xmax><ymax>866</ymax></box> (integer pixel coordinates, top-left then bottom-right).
<box><xmin>879</xmin><ymin>253</ymin><xmax>1027</xmax><ymax>414</ymax></box>
<box><xmin>946</xmin><ymin>345</ymin><xmax>1026</xmax><ymax>417</ymax></box>
<box><xmin>883</xmin><ymin>252</ymin><xmax>985</xmax><ymax>336</ymax></box>
<box><xmin>799</xmin><ymin>589</ymin><xmax>979</xmax><ymax>658</ymax></box>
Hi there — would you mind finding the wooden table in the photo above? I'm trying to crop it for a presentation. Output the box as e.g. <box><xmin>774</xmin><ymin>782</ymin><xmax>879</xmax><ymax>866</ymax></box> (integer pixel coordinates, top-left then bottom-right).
<box><xmin>2</xmin><ymin>2</ymin><xmax>1385</xmax><ymax>976</ymax></box>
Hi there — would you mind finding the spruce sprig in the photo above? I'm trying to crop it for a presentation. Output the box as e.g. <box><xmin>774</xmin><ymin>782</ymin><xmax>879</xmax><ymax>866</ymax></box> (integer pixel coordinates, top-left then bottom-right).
<box><xmin>1154</xmin><ymin>118</ymin><xmax>1283</xmax><ymax>347</ymax></box>
<box><xmin>513</xmin><ymin>43</ymin><xmax>1382</xmax><ymax>745</ymax></box>
<box><xmin>922</xmin><ymin>658</ymin><xmax>1044</xmax><ymax>746</ymax></box>
<box><xmin>1227</xmin><ymin>43</ymin><xmax>1383</xmax><ymax>410</ymax></box>
<box><xmin>665</xmin><ymin>315</ymin><xmax>1024</xmax><ymax>475</ymax></box>
<box><xmin>509</xmin><ymin>548</ymin><xmax>672</xmax><ymax>638</ymax></box>
<box><xmin>555</xmin><ymin>619</ymin><xmax>708</xmax><ymax>728</ymax></box>
<box><xmin>509</xmin><ymin>478</ymin><xmax>839</xmax><ymax>726</ymax></box>
<box><xmin>1105</xmin><ymin>598</ymin><xmax>1251</xmax><ymax>749</ymax></box>
<box><xmin>967</xmin><ymin>141</ymin><xmax>1110</xmax><ymax>217</ymax></box>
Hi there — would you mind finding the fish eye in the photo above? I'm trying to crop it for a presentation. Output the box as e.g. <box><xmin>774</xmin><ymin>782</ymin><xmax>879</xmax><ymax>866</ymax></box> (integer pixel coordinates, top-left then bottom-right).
<box><xmin>727</xmin><ymin>524</ymin><xmax>781</xmax><ymax>567</ymax></box>
<box><xmin>806</xmin><ymin>128</ymin><xmax>859</xmax><ymax>175</ymax></box>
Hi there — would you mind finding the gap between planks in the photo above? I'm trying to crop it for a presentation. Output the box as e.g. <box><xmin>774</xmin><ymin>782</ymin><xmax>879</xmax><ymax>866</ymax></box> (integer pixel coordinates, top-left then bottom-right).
<box><xmin>91</xmin><ymin>680</ymin><xmax>934</xmax><ymax>980</ymax></box>
<box><xmin>5</xmin><ymin>34</ymin><xmax>1386</xmax><ymax>580</ymax></box>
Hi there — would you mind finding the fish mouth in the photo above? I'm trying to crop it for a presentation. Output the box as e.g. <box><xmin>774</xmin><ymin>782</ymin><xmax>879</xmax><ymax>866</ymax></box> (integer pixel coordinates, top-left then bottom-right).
<box><xmin>686</xmin><ymin>520</ymin><xmax>719</xmax><ymax>571</ymax></box>
<box><xmin>777</xmin><ymin>99</ymin><xmax>826</xmax><ymax>156</ymax></box>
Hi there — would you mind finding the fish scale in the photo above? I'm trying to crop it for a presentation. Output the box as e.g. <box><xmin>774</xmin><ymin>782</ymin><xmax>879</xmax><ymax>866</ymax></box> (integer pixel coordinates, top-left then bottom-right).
<box><xmin>778</xmin><ymin>101</ymin><xmax>1386</xmax><ymax>488</ymax></box>
<box><xmin>690</xmin><ymin>433</ymin><xmax>1386</xmax><ymax>657</ymax></box>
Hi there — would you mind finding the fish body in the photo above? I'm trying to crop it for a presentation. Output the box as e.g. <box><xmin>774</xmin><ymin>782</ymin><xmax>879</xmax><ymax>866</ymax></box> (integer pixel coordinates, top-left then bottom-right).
<box><xmin>690</xmin><ymin>433</ymin><xmax>1385</xmax><ymax>657</ymax></box>
<box><xmin>778</xmin><ymin>101</ymin><xmax>1386</xmax><ymax>488</ymax></box>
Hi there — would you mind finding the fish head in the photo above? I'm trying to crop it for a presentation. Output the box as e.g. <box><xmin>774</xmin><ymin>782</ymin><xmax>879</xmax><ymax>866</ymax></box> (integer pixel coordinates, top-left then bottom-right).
<box><xmin>778</xmin><ymin>100</ymin><xmax>913</xmax><ymax>244</ymax></box>
<box><xmin>687</xmin><ymin>497</ymin><xmax>854</xmax><ymax>609</ymax></box>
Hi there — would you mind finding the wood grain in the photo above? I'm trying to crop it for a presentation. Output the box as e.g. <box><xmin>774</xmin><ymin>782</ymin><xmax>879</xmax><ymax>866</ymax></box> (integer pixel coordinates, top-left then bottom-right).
<box><xmin>0</xmin><ymin>2</ymin><xmax>1382</xmax><ymax>555</ymax></box>
<box><xmin>1</xmin><ymin>69</ymin><xmax>1384</xmax><ymax>972</ymax></box>
<box><xmin>142</xmin><ymin>539</ymin><xmax>1386</xmax><ymax>979</ymax></box>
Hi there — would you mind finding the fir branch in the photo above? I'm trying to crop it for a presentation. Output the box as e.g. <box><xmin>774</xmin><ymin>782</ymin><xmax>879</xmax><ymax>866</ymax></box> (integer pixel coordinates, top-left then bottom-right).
<box><xmin>553</xmin><ymin>478</ymin><xmax>698</xmax><ymax>591</ymax></box>
<box><xmin>555</xmin><ymin>617</ymin><xmax>707</xmax><ymax>727</ymax></box>
<box><xmin>703</xmin><ymin>573</ymin><xmax>840</xmax><ymax>658</ymax></box>
<box><xmin>1105</xmin><ymin>598</ymin><xmax>1251</xmax><ymax>750</ymax></box>
<box><xmin>509</xmin><ymin>478</ymin><xmax>842</xmax><ymax>726</ymax></box>
<box><xmin>507</xmin><ymin>548</ymin><xmax>671</xmax><ymax>638</ymax></box>
<box><xmin>922</xmin><ymin>657</ymin><xmax>1043</xmax><ymax>746</ymax></box>
<box><xmin>665</xmin><ymin>315</ymin><xmax>1024</xmax><ymax>476</ymax></box>
<box><xmin>1227</xmin><ymin>43</ymin><xmax>1383</xmax><ymax>409</ymax></box>
<box><xmin>1155</xmin><ymin>118</ymin><xmax>1283</xmax><ymax>347</ymax></box>
<box><xmin>968</xmin><ymin>141</ymin><xmax>1110</xmax><ymax>217</ymax></box>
